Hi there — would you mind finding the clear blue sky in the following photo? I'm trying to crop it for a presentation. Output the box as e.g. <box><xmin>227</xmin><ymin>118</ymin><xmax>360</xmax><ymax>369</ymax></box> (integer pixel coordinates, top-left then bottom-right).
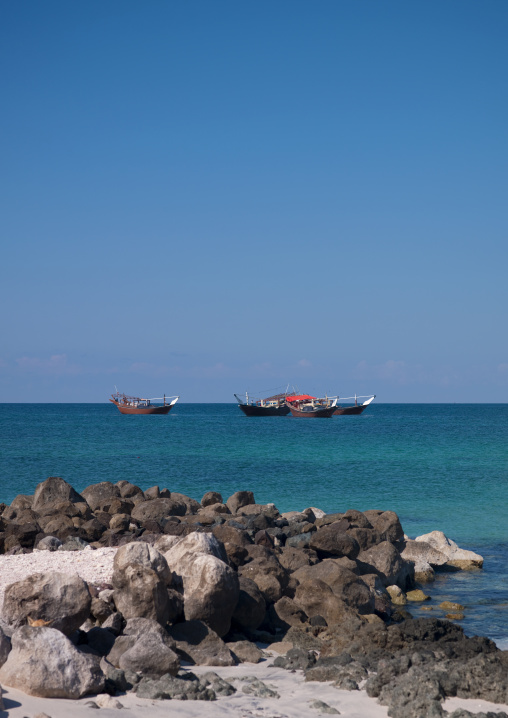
<box><xmin>1</xmin><ymin>0</ymin><xmax>507</xmax><ymax>402</ymax></box>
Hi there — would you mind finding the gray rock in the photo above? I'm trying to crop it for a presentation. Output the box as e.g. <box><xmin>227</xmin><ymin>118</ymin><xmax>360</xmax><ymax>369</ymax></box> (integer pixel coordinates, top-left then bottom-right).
<box><xmin>0</xmin><ymin>625</ymin><xmax>104</xmax><ymax>698</ymax></box>
<box><xmin>81</xmin><ymin>482</ymin><xmax>121</xmax><ymax>511</ymax></box>
<box><xmin>131</xmin><ymin>498</ymin><xmax>187</xmax><ymax>522</ymax></box>
<box><xmin>2</xmin><ymin>572</ymin><xmax>91</xmax><ymax>636</ymax></box>
<box><xmin>112</xmin><ymin>564</ymin><xmax>172</xmax><ymax>625</ymax></box>
<box><xmin>169</xmin><ymin>620</ymin><xmax>236</xmax><ymax>666</ymax></box>
<box><xmin>227</xmin><ymin>640</ymin><xmax>263</xmax><ymax>663</ymax></box>
<box><xmin>232</xmin><ymin>576</ymin><xmax>266</xmax><ymax>631</ymax></box>
<box><xmin>181</xmin><ymin>553</ymin><xmax>239</xmax><ymax>637</ymax></box>
<box><xmin>358</xmin><ymin>541</ymin><xmax>414</xmax><ymax>589</ymax></box>
<box><xmin>112</xmin><ymin>541</ymin><xmax>172</xmax><ymax>585</ymax></box>
<box><xmin>309</xmin><ymin>524</ymin><xmax>360</xmax><ymax>560</ymax></box>
<box><xmin>36</xmin><ymin>536</ymin><xmax>62</xmax><ymax>551</ymax></box>
<box><xmin>201</xmin><ymin>491</ymin><xmax>223</xmax><ymax>507</ymax></box>
<box><xmin>309</xmin><ymin>700</ymin><xmax>340</xmax><ymax>714</ymax></box>
<box><xmin>0</xmin><ymin>628</ymin><xmax>11</xmax><ymax>668</ymax></box>
<box><xmin>32</xmin><ymin>477</ymin><xmax>85</xmax><ymax>513</ymax></box>
<box><xmin>118</xmin><ymin>629</ymin><xmax>179</xmax><ymax>676</ymax></box>
<box><xmin>226</xmin><ymin>491</ymin><xmax>255</xmax><ymax>514</ymax></box>
<box><xmin>241</xmin><ymin>677</ymin><xmax>279</xmax><ymax>698</ymax></box>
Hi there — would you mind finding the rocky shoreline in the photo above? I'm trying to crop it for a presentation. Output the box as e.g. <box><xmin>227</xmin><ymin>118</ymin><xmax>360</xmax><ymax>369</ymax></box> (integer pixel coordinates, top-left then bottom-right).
<box><xmin>0</xmin><ymin>476</ymin><xmax>506</xmax><ymax>718</ymax></box>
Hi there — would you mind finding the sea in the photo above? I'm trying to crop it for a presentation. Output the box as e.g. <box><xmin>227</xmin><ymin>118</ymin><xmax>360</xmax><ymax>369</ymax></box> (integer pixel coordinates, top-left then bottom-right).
<box><xmin>0</xmin><ymin>403</ymin><xmax>507</xmax><ymax>647</ymax></box>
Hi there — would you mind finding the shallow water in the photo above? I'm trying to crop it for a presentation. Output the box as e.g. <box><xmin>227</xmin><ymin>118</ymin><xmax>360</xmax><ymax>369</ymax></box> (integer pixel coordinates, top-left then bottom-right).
<box><xmin>0</xmin><ymin>402</ymin><xmax>507</xmax><ymax>643</ymax></box>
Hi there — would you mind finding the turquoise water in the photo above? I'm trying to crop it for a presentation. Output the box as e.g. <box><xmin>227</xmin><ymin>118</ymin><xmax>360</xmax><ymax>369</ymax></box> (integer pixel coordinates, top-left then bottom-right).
<box><xmin>0</xmin><ymin>403</ymin><xmax>507</xmax><ymax>643</ymax></box>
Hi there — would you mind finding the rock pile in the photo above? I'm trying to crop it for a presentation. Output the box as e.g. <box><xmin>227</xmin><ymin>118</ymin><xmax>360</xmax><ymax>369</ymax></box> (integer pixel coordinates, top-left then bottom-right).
<box><xmin>0</xmin><ymin>477</ymin><xmax>495</xmax><ymax>718</ymax></box>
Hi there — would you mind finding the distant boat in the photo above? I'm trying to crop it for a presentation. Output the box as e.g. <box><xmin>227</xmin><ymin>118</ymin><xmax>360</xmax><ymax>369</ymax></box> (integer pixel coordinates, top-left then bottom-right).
<box><xmin>286</xmin><ymin>394</ymin><xmax>337</xmax><ymax>418</ymax></box>
<box><xmin>234</xmin><ymin>390</ymin><xmax>294</xmax><ymax>416</ymax></box>
<box><xmin>333</xmin><ymin>395</ymin><xmax>376</xmax><ymax>415</ymax></box>
<box><xmin>110</xmin><ymin>392</ymin><xmax>179</xmax><ymax>415</ymax></box>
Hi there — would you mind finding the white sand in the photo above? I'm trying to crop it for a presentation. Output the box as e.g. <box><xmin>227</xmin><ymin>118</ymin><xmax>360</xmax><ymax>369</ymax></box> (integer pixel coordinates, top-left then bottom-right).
<box><xmin>1</xmin><ymin>659</ymin><xmax>391</xmax><ymax>718</ymax></box>
<box><xmin>0</xmin><ymin>546</ymin><xmax>118</xmax><ymax>604</ymax></box>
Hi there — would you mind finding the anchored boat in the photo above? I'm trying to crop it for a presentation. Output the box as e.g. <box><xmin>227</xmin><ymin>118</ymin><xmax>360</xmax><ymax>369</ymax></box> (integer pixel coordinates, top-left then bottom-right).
<box><xmin>286</xmin><ymin>394</ymin><xmax>337</xmax><ymax>418</ymax></box>
<box><xmin>333</xmin><ymin>395</ymin><xmax>376</xmax><ymax>415</ymax></box>
<box><xmin>110</xmin><ymin>392</ymin><xmax>179</xmax><ymax>415</ymax></box>
<box><xmin>234</xmin><ymin>390</ymin><xmax>294</xmax><ymax>416</ymax></box>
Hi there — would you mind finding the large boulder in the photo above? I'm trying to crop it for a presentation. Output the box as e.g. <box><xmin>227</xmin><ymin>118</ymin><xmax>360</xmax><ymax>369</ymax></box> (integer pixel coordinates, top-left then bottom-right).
<box><xmin>237</xmin><ymin>545</ymin><xmax>289</xmax><ymax>604</ymax></box>
<box><xmin>363</xmin><ymin>510</ymin><xmax>404</xmax><ymax>543</ymax></box>
<box><xmin>131</xmin><ymin>498</ymin><xmax>187</xmax><ymax>523</ymax></box>
<box><xmin>294</xmin><ymin>579</ymin><xmax>357</xmax><ymax>627</ymax></box>
<box><xmin>81</xmin><ymin>482</ymin><xmax>120</xmax><ymax>511</ymax></box>
<box><xmin>112</xmin><ymin>565</ymin><xmax>172</xmax><ymax>625</ymax></box>
<box><xmin>400</xmin><ymin>539</ymin><xmax>448</xmax><ymax>582</ymax></box>
<box><xmin>32</xmin><ymin>477</ymin><xmax>85</xmax><ymax>513</ymax></box>
<box><xmin>358</xmin><ymin>541</ymin><xmax>414</xmax><ymax>589</ymax></box>
<box><xmin>226</xmin><ymin>491</ymin><xmax>255</xmax><ymax>514</ymax></box>
<box><xmin>414</xmin><ymin>531</ymin><xmax>484</xmax><ymax>569</ymax></box>
<box><xmin>201</xmin><ymin>491</ymin><xmax>223</xmax><ymax>507</ymax></box>
<box><xmin>164</xmin><ymin>532</ymin><xmax>228</xmax><ymax>572</ymax></box>
<box><xmin>112</xmin><ymin>541</ymin><xmax>172</xmax><ymax>585</ymax></box>
<box><xmin>0</xmin><ymin>625</ymin><xmax>104</xmax><ymax>698</ymax></box>
<box><xmin>2</xmin><ymin>572</ymin><xmax>91</xmax><ymax>636</ymax></box>
<box><xmin>293</xmin><ymin>559</ymin><xmax>374</xmax><ymax>613</ymax></box>
<box><xmin>168</xmin><ymin>620</ymin><xmax>236</xmax><ymax>666</ymax></box>
<box><xmin>309</xmin><ymin>523</ymin><xmax>360</xmax><ymax>560</ymax></box>
<box><xmin>180</xmin><ymin>554</ymin><xmax>239</xmax><ymax>637</ymax></box>
<box><xmin>109</xmin><ymin>618</ymin><xmax>179</xmax><ymax>676</ymax></box>
<box><xmin>232</xmin><ymin>576</ymin><xmax>266</xmax><ymax>631</ymax></box>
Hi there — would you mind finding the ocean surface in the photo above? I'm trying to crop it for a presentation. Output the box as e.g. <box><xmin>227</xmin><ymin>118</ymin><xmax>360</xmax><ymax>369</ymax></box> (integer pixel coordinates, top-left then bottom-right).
<box><xmin>0</xmin><ymin>403</ymin><xmax>507</xmax><ymax>646</ymax></box>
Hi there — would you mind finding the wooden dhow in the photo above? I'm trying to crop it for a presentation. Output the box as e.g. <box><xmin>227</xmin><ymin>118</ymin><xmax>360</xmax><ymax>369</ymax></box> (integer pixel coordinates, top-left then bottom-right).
<box><xmin>333</xmin><ymin>395</ymin><xmax>376</xmax><ymax>415</ymax></box>
<box><xmin>110</xmin><ymin>392</ymin><xmax>179</xmax><ymax>415</ymax></box>
<box><xmin>234</xmin><ymin>389</ymin><xmax>294</xmax><ymax>416</ymax></box>
<box><xmin>286</xmin><ymin>394</ymin><xmax>337</xmax><ymax>418</ymax></box>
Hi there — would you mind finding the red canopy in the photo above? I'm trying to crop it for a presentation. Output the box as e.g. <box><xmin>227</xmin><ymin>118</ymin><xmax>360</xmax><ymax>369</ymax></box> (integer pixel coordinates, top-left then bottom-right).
<box><xmin>286</xmin><ymin>394</ymin><xmax>316</xmax><ymax>402</ymax></box>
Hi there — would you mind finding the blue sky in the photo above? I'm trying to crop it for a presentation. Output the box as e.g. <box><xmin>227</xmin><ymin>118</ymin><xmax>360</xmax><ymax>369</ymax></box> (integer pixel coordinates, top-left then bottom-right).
<box><xmin>1</xmin><ymin>0</ymin><xmax>507</xmax><ymax>402</ymax></box>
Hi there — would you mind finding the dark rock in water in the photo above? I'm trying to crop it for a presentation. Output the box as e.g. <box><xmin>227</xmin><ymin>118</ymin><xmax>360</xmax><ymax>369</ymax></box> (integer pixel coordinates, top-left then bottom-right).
<box><xmin>169</xmin><ymin>620</ymin><xmax>236</xmax><ymax>666</ymax></box>
<box><xmin>2</xmin><ymin>571</ymin><xmax>92</xmax><ymax>636</ymax></box>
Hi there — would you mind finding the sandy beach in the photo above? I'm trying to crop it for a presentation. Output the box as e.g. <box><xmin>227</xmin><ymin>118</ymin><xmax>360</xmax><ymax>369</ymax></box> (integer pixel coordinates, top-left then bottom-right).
<box><xmin>3</xmin><ymin>655</ymin><xmax>508</xmax><ymax>717</ymax></box>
